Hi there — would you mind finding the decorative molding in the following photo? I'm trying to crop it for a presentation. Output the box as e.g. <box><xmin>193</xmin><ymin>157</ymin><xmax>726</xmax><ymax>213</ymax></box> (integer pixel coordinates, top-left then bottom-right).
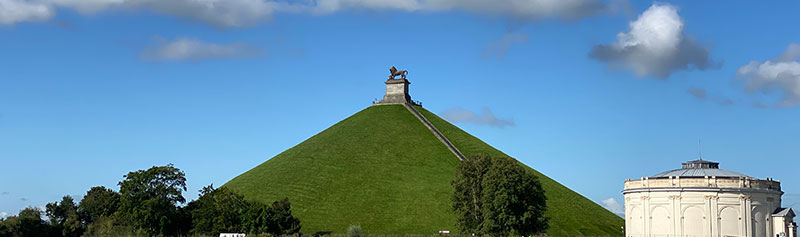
<box><xmin>739</xmin><ymin>195</ymin><xmax>751</xmax><ymax>201</ymax></box>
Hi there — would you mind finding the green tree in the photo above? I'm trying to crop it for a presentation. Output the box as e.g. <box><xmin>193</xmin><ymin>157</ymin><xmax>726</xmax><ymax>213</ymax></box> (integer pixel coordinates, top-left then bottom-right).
<box><xmin>117</xmin><ymin>164</ymin><xmax>187</xmax><ymax>236</ymax></box>
<box><xmin>237</xmin><ymin>197</ymin><xmax>301</xmax><ymax>235</ymax></box>
<box><xmin>266</xmin><ymin>198</ymin><xmax>301</xmax><ymax>235</ymax></box>
<box><xmin>451</xmin><ymin>154</ymin><xmax>548</xmax><ymax>235</ymax></box>
<box><xmin>481</xmin><ymin>156</ymin><xmax>548</xmax><ymax>235</ymax></box>
<box><xmin>451</xmin><ymin>154</ymin><xmax>491</xmax><ymax>234</ymax></box>
<box><xmin>45</xmin><ymin>196</ymin><xmax>84</xmax><ymax>237</ymax></box>
<box><xmin>186</xmin><ymin>185</ymin><xmax>250</xmax><ymax>235</ymax></box>
<box><xmin>0</xmin><ymin>207</ymin><xmax>53</xmax><ymax>237</ymax></box>
<box><xmin>78</xmin><ymin>186</ymin><xmax>120</xmax><ymax>224</ymax></box>
<box><xmin>242</xmin><ymin>201</ymin><xmax>270</xmax><ymax>234</ymax></box>
<box><xmin>82</xmin><ymin>215</ymin><xmax>141</xmax><ymax>236</ymax></box>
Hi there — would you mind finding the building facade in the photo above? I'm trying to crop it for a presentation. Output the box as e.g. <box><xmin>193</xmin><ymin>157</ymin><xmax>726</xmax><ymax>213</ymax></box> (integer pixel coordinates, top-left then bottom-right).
<box><xmin>623</xmin><ymin>159</ymin><xmax>796</xmax><ymax>237</ymax></box>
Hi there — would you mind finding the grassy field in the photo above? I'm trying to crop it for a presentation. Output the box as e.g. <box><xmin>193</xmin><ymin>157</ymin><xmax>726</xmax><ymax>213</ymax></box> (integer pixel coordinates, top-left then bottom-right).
<box><xmin>225</xmin><ymin>104</ymin><xmax>623</xmax><ymax>235</ymax></box>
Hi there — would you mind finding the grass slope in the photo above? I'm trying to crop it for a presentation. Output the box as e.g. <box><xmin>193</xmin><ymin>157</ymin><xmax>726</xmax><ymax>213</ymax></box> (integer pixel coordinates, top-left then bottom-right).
<box><xmin>225</xmin><ymin>105</ymin><xmax>460</xmax><ymax>234</ymax></box>
<box><xmin>225</xmin><ymin>104</ymin><xmax>623</xmax><ymax>235</ymax></box>
<box><xmin>415</xmin><ymin>106</ymin><xmax>624</xmax><ymax>236</ymax></box>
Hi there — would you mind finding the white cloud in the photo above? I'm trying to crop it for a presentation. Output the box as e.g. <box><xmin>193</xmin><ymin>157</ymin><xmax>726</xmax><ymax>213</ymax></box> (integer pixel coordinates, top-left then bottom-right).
<box><xmin>142</xmin><ymin>37</ymin><xmax>263</xmax><ymax>61</ymax></box>
<box><xmin>482</xmin><ymin>32</ymin><xmax>529</xmax><ymax>60</ymax></box>
<box><xmin>309</xmin><ymin>0</ymin><xmax>611</xmax><ymax>20</ymax></box>
<box><xmin>309</xmin><ymin>0</ymin><xmax>423</xmax><ymax>14</ymax></box>
<box><xmin>51</xmin><ymin>0</ymin><xmax>274</xmax><ymax>28</ymax></box>
<box><xmin>0</xmin><ymin>211</ymin><xmax>7</xmax><ymax>219</ymax></box>
<box><xmin>0</xmin><ymin>0</ymin><xmax>54</xmax><ymax>25</ymax></box>
<box><xmin>42</xmin><ymin>0</ymin><xmax>123</xmax><ymax>13</ymax></box>
<box><xmin>589</xmin><ymin>3</ymin><xmax>716</xmax><ymax>78</ymax></box>
<box><xmin>440</xmin><ymin>107</ymin><xmax>515</xmax><ymax>128</ymax></box>
<box><xmin>0</xmin><ymin>0</ymin><xmax>274</xmax><ymax>27</ymax></box>
<box><xmin>600</xmin><ymin>197</ymin><xmax>624</xmax><ymax>217</ymax></box>
<box><xmin>2</xmin><ymin>0</ymin><xmax>616</xmax><ymax>26</ymax></box>
<box><xmin>736</xmin><ymin>43</ymin><xmax>800</xmax><ymax>107</ymax></box>
<box><xmin>431</xmin><ymin>0</ymin><xmax>609</xmax><ymax>20</ymax></box>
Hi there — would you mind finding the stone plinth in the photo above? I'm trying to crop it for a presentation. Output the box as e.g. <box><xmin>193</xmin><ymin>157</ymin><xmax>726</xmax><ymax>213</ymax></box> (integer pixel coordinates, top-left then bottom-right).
<box><xmin>378</xmin><ymin>79</ymin><xmax>411</xmax><ymax>104</ymax></box>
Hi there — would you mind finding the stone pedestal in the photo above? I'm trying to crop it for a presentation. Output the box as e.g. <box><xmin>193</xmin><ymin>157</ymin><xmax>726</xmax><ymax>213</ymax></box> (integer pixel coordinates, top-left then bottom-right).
<box><xmin>378</xmin><ymin>79</ymin><xmax>411</xmax><ymax>104</ymax></box>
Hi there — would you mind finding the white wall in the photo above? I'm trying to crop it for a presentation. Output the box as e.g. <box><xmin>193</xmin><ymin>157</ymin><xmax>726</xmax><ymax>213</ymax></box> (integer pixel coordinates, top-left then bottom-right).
<box><xmin>624</xmin><ymin>189</ymin><xmax>781</xmax><ymax>237</ymax></box>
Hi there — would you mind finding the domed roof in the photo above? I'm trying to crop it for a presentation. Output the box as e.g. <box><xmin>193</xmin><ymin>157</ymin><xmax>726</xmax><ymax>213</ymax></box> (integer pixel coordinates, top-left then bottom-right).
<box><xmin>651</xmin><ymin>159</ymin><xmax>749</xmax><ymax>178</ymax></box>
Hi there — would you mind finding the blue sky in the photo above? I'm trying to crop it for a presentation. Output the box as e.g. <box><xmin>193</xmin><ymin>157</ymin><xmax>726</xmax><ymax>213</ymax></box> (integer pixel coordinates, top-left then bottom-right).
<box><xmin>1</xmin><ymin>0</ymin><xmax>799</xmax><ymax>218</ymax></box>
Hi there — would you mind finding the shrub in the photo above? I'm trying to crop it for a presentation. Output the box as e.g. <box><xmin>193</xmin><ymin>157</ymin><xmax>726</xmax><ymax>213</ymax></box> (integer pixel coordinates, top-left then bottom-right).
<box><xmin>346</xmin><ymin>225</ymin><xmax>364</xmax><ymax>237</ymax></box>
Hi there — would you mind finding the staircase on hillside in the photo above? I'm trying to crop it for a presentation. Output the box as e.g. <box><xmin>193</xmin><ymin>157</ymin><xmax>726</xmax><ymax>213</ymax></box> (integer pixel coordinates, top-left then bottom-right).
<box><xmin>404</xmin><ymin>103</ymin><xmax>465</xmax><ymax>161</ymax></box>
<box><xmin>375</xmin><ymin>72</ymin><xmax>465</xmax><ymax>161</ymax></box>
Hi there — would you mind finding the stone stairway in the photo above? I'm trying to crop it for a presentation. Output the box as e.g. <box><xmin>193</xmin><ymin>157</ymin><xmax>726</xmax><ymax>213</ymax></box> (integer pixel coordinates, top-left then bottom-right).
<box><xmin>404</xmin><ymin>103</ymin><xmax>466</xmax><ymax>161</ymax></box>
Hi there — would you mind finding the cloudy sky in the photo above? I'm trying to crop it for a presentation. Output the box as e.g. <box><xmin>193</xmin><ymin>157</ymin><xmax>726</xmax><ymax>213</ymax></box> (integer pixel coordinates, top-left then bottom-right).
<box><xmin>1</xmin><ymin>0</ymin><xmax>799</xmax><ymax>218</ymax></box>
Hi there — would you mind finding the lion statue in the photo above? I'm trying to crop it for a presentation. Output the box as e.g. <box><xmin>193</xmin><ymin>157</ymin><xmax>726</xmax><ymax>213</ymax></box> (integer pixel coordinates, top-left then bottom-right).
<box><xmin>389</xmin><ymin>66</ymin><xmax>408</xmax><ymax>80</ymax></box>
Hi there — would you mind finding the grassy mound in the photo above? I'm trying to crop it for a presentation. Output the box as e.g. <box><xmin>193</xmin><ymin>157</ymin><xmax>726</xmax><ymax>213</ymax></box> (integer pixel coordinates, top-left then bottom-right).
<box><xmin>225</xmin><ymin>105</ymin><xmax>460</xmax><ymax>234</ymax></box>
<box><xmin>225</xmin><ymin>104</ymin><xmax>623</xmax><ymax>235</ymax></box>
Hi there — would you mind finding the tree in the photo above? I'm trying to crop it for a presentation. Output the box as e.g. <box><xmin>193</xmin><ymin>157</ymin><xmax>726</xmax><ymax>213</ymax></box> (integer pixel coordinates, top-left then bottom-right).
<box><xmin>480</xmin><ymin>156</ymin><xmax>548</xmax><ymax>235</ymax></box>
<box><xmin>451</xmin><ymin>154</ymin><xmax>492</xmax><ymax>234</ymax></box>
<box><xmin>46</xmin><ymin>196</ymin><xmax>84</xmax><ymax>237</ymax></box>
<box><xmin>117</xmin><ymin>164</ymin><xmax>187</xmax><ymax>236</ymax></box>
<box><xmin>236</xmin><ymin>197</ymin><xmax>301</xmax><ymax>235</ymax></box>
<box><xmin>0</xmin><ymin>207</ymin><xmax>54</xmax><ymax>237</ymax></box>
<box><xmin>266</xmin><ymin>198</ymin><xmax>301</xmax><ymax>235</ymax></box>
<box><xmin>242</xmin><ymin>200</ymin><xmax>270</xmax><ymax>234</ymax></box>
<box><xmin>78</xmin><ymin>186</ymin><xmax>120</xmax><ymax>224</ymax></box>
<box><xmin>186</xmin><ymin>185</ymin><xmax>250</xmax><ymax>235</ymax></box>
<box><xmin>451</xmin><ymin>154</ymin><xmax>548</xmax><ymax>235</ymax></box>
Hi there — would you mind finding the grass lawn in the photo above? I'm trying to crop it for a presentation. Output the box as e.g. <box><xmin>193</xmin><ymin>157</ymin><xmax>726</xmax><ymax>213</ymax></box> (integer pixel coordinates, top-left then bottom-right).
<box><xmin>225</xmin><ymin>104</ymin><xmax>623</xmax><ymax>236</ymax></box>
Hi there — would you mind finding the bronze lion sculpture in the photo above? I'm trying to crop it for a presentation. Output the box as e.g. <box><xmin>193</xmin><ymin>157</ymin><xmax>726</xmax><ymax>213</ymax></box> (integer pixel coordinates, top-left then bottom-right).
<box><xmin>389</xmin><ymin>66</ymin><xmax>408</xmax><ymax>80</ymax></box>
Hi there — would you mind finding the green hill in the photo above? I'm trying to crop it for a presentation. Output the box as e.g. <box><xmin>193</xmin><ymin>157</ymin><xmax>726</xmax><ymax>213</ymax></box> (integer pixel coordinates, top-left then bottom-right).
<box><xmin>224</xmin><ymin>104</ymin><xmax>622</xmax><ymax>235</ymax></box>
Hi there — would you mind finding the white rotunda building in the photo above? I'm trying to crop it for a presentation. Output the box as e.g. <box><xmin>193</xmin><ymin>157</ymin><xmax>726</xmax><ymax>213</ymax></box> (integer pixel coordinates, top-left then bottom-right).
<box><xmin>623</xmin><ymin>159</ymin><xmax>796</xmax><ymax>237</ymax></box>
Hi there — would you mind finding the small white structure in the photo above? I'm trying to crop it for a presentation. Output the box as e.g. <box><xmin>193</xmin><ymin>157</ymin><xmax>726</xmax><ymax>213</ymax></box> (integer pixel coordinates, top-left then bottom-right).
<box><xmin>219</xmin><ymin>233</ymin><xmax>245</xmax><ymax>237</ymax></box>
<box><xmin>623</xmin><ymin>159</ymin><xmax>796</xmax><ymax>237</ymax></box>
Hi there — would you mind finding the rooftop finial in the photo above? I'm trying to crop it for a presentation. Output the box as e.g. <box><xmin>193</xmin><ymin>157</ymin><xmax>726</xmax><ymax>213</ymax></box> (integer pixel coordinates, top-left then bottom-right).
<box><xmin>698</xmin><ymin>139</ymin><xmax>703</xmax><ymax>160</ymax></box>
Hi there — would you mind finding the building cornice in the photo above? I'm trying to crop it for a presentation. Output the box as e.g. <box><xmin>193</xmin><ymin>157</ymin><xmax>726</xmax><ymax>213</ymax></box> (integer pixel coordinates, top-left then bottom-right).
<box><xmin>622</xmin><ymin>186</ymin><xmax>784</xmax><ymax>195</ymax></box>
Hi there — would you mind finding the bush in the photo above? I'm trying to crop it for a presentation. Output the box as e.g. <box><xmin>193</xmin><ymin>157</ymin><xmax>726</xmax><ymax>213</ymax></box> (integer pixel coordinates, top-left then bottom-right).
<box><xmin>346</xmin><ymin>225</ymin><xmax>364</xmax><ymax>237</ymax></box>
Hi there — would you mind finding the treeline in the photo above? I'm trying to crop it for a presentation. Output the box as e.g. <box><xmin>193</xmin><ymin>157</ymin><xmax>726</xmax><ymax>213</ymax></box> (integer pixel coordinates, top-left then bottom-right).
<box><xmin>0</xmin><ymin>164</ymin><xmax>300</xmax><ymax>237</ymax></box>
